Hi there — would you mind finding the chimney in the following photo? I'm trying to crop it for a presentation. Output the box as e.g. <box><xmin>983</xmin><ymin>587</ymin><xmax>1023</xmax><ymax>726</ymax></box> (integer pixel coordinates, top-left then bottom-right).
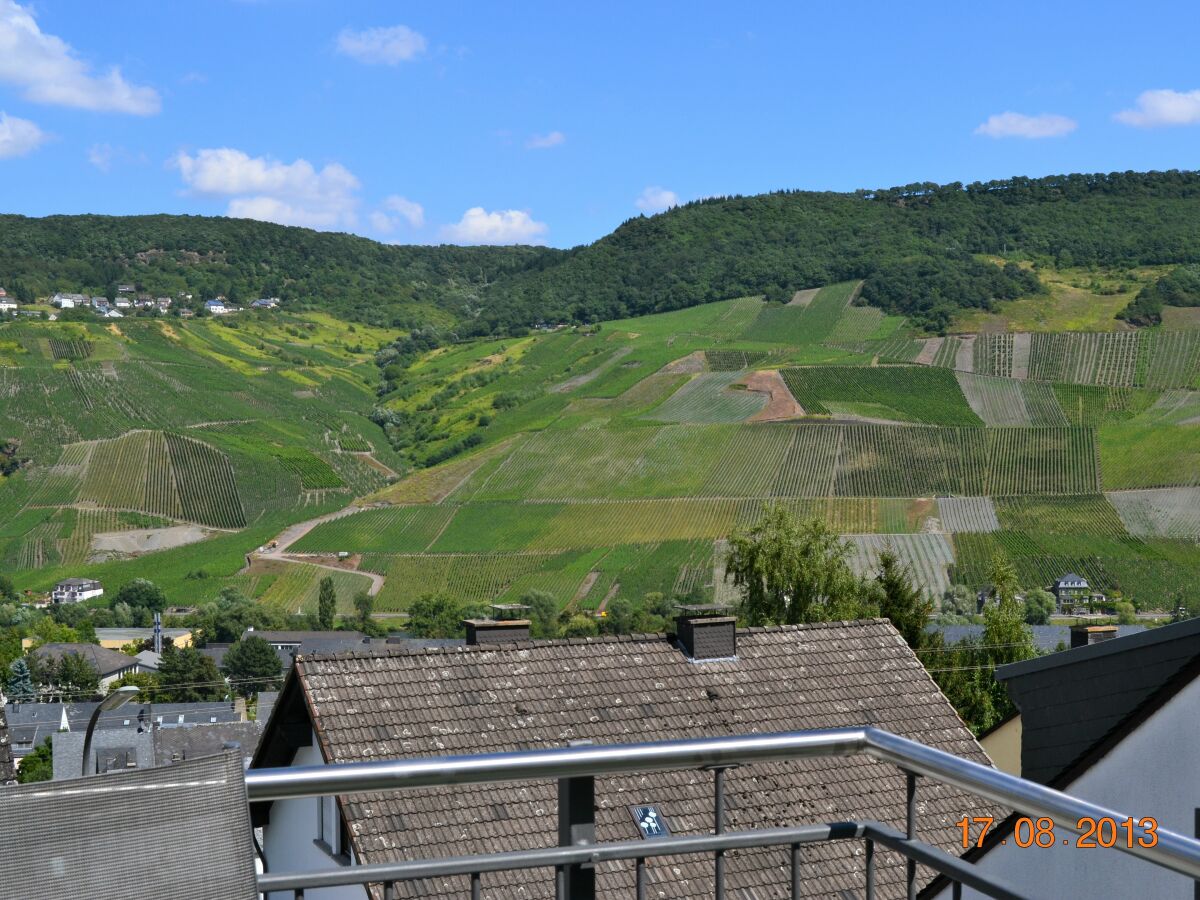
<box><xmin>464</xmin><ymin>604</ymin><xmax>532</xmax><ymax>645</ymax></box>
<box><xmin>1070</xmin><ymin>624</ymin><xmax>1118</xmax><ymax>649</ymax></box>
<box><xmin>675</xmin><ymin>605</ymin><xmax>737</xmax><ymax>661</ymax></box>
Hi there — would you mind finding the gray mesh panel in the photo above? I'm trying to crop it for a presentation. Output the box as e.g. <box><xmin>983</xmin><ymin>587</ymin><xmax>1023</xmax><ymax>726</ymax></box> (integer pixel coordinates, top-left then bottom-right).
<box><xmin>0</xmin><ymin>751</ymin><xmax>257</xmax><ymax>900</ymax></box>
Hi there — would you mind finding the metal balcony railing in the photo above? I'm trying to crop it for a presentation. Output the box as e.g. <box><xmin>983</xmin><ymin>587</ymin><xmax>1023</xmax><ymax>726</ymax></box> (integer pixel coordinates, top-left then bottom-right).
<box><xmin>247</xmin><ymin>726</ymin><xmax>1200</xmax><ymax>899</ymax></box>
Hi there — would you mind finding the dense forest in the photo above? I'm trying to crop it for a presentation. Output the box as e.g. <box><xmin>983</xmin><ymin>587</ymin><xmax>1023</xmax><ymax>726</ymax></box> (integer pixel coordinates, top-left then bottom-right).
<box><xmin>3</xmin><ymin>170</ymin><xmax>1200</xmax><ymax>333</ymax></box>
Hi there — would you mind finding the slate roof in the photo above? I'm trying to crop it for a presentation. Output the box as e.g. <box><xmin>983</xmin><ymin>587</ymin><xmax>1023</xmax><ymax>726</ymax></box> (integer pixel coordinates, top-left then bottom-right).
<box><xmin>32</xmin><ymin>643</ymin><xmax>140</xmax><ymax>677</ymax></box>
<box><xmin>6</xmin><ymin>702</ymin><xmax>242</xmax><ymax>757</ymax></box>
<box><xmin>256</xmin><ymin>619</ymin><xmax>998</xmax><ymax>899</ymax></box>
<box><xmin>154</xmin><ymin>721</ymin><xmax>263</xmax><ymax>767</ymax></box>
<box><xmin>995</xmin><ymin>615</ymin><xmax>1200</xmax><ymax>784</ymax></box>
<box><xmin>929</xmin><ymin>623</ymin><xmax>1146</xmax><ymax>653</ymax></box>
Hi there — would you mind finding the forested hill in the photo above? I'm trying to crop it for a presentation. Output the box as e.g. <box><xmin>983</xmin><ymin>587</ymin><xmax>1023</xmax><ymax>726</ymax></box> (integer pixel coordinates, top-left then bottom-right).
<box><xmin>478</xmin><ymin>170</ymin><xmax>1200</xmax><ymax>332</ymax></box>
<box><xmin>0</xmin><ymin>213</ymin><xmax>556</xmax><ymax>328</ymax></box>
<box><xmin>4</xmin><ymin>170</ymin><xmax>1200</xmax><ymax>333</ymax></box>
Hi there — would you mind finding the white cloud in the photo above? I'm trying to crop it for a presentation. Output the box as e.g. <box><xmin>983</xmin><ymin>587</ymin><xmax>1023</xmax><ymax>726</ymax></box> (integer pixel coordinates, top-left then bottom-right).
<box><xmin>87</xmin><ymin>142</ymin><xmax>113</xmax><ymax>171</ymax></box>
<box><xmin>526</xmin><ymin>130</ymin><xmax>566</xmax><ymax>149</ymax></box>
<box><xmin>0</xmin><ymin>111</ymin><xmax>45</xmax><ymax>158</ymax></box>
<box><xmin>1115</xmin><ymin>89</ymin><xmax>1200</xmax><ymax>128</ymax></box>
<box><xmin>369</xmin><ymin>196</ymin><xmax>424</xmax><ymax>233</ymax></box>
<box><xmin>635</xmin><ymin>185</ymin><xmax>679</xmax><ymax>213</ymax></box>
<box><xmin>0</xmin><ymin>0</ymin><xmax>159</xmax><ymax>114</ymax></box>
<box><xmin>974</xmin><ymin>112</ymin><xmax>1077</xmax><ymax>139</ymax></box>
<box><xmin>174</xmin><ymin>148</ymin><xmax>360</xmax><ymax>229</ymax></box>
<box><xmin>441</xmin><ymin>207</ymin><xmax>548</xmax><ymax>245</ymax></box>
<box><xmin>336</xmin><ymin>25</ymin><xmax>427</xmax><ymax>65</ymax></box>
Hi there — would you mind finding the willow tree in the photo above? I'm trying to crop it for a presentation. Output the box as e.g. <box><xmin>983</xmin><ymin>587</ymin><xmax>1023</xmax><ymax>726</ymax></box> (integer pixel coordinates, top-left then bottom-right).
<box><xmin>725</xmin><ymin>504</ymin><xmax>875</xmax><ymax>626</ymax></box>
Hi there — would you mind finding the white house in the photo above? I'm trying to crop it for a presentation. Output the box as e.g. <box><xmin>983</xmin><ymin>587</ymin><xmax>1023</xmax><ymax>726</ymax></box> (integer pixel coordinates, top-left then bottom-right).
<box><xmin>113</xmin><ymin>297</ymin><xmax>132</xmax><ymax>309</ymax></box>
<box><xmin>51</xmin><ymin>578</ymin><xmax>104</xmax><ymax>603</ymax></box>
<box><xmin>0</xmin><ymin>298</ymin><xmax>17</xmax><ymax>313</ymax></box>
<box><xmin>929</xmin><ymin>616</ymin><xmax>1200</xmax><ymax>899</ymax></box>
<box><xmin>205</xmin><ymin>299</ymin><xmax>228</xmax><ymax>315</ymax></box>
<box><xmin>103</xmin><ymin>309</ymin><xmax>124</xmax><ymax>319</ymax></box>
<box><xmin>51</xmin><ymin>292</ymin><xmax>87</xmax><ymax>309</ymax></box>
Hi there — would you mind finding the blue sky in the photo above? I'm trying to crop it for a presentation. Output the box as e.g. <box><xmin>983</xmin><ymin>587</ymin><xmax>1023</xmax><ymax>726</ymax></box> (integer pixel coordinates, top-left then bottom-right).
<box><xmin>0</xmin><ymin>0</ymin><xmax>1198</xmax><ymax>248</ymax></box>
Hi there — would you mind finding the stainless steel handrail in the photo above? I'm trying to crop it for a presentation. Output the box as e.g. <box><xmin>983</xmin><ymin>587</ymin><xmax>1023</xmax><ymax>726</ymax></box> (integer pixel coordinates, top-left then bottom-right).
<box><xmin>245</xmin><ymin>725</ymin><xmax>1200</xmax><ymax>883</ymax></box>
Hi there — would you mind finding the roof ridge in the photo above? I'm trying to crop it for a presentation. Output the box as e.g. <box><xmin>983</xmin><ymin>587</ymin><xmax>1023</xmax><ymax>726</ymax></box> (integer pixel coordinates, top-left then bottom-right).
<box><xmin>296</xmin><ymin>618</ymin><xmax>895</xmax><ymax>662</ymax></box>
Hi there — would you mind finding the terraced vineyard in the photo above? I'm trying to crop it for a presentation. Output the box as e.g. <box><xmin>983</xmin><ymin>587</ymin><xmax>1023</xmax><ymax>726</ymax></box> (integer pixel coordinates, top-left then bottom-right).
<box><xmin>4</xmin><ymin>282</ymin><xmax>1199</xmax><ymax>614</ymax></box>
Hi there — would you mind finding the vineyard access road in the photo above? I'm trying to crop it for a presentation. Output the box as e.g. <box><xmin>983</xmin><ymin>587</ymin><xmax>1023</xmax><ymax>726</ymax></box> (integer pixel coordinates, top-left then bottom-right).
<box><xmin>254</xmin><ymin>505</ymin><xmax>385</xmax><ymax>596</ymax></box>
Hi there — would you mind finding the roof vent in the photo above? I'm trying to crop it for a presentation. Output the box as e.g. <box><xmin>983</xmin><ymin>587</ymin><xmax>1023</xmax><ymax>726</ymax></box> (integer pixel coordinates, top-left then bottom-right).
<box><xmin>1070</xmin><ymin>624</ymin><xmax>1118</xmax><ymax>649</ymax></box>
<box><xmin>674</xmin><ymin>604</ymin><xmax>737</xmax><ymax>661</ymax></box>
<box><xmin>463</xmin><ymin>605</ymin><xmax>532</xmax><ymax>645</ymax></box>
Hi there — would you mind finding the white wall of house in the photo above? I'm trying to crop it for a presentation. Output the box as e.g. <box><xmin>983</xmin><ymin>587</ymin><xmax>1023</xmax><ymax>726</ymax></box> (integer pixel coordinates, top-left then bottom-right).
<box><xmin>933</xmin><ymin>676</ymin><xmax>1200</xmax><ymax>899</ymax></box>
<box><xmin>262</xmin><ymin>732</ymin><xmax>365</xmax><ymax>900</ymax></box>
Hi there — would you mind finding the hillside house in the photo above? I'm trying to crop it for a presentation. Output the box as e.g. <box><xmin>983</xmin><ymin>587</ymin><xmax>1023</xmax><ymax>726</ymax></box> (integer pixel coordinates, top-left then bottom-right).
<box><xmin>0</xmin><ymin>286</ymin><xmax>6</xmax><ymax>296</ymax></box>
<box><xmin>251</xmin><ymin>617</ymin><xmax>1000</xmax><ymax>898</ymax></box>
<box><xmin>927</xmin><ymin>616</ymin><xmax>1200</xmax><ymax>899</ymax></box>
<box><xmin>51</xmin><ymin>292</ymin><xmax>86</xmax><ymax>309</ymax></box>
<box><xmin>94</xmin><ymin>626</ymin><xmax>193</xmax><ymax>650</ymax></box>
<box><xmin>156</xmin><ymin>296</ymin><xmax>172</xmax><ymax>310</ymax></box>
<box><xmin>51</xmin><ymin>577</ymin><xmax>103</xmax><ymax>603</ymax></box>
<box><xmin>103</xmin><ymin>309</ymin><xmax>124</xmax><ymax>318</ymax></box>
<box><xmin>205</xmin><ymin>299</ymin><xmax>228</xmax><ymax>315</ymax></box>
<box><xmin>1052</xmin><ymin>572</ymin><xmax>1089</xmax><ymax>605</ymax></box>
<box><xmin>90</xmin><ymin>296</ymin><xmax>109</xmax><ymax>311</ymax></box>
<box><xmin>0</xmin><ymin>298</ymin><xmax>17</xmax><ymax>313</ymax></box>
<box><xmin>113</xmin><ymin>297</ymin><xmax>132</xmax><ymax>309</ymax></box>
<box><xmin>116</xmin><ymin>284</ymin><xmax>135</xmax><ymax>294</ymax></box>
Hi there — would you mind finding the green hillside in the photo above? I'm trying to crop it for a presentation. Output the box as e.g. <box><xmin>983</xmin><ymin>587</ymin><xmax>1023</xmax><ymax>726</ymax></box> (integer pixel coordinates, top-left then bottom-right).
<box><xmin>4</xmin><ymin>276</ymin><xmax>1197</xmax><ymax>619</ymax></box>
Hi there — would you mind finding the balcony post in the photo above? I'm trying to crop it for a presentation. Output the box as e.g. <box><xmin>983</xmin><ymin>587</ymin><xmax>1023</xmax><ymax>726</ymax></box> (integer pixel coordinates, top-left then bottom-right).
<box><xmin>906</xmin><ymin>771</ymin><xmax>919</xmax><ymax>900</ymax></box>
<box><xmin>557</xmin><ymin>772</ymin><xmax>596</xmax><ymax>900</ymax></box>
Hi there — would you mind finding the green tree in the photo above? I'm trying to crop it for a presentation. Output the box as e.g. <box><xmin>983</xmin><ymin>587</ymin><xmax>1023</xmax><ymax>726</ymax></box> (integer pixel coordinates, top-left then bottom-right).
<box><xmin>114</xmin><ymin>578</ymin><xmax>167</xmax><ymax>613</ymax></box>
<box><xmin>353</xmin><ymin>590</ymin><xmax>375</xmax><ymax>629</ymax></box>
<box><xmin>521</xmin><ymin>589</ymin><xmax>559</xmax><ymax>638</ymax></box>
<box><xmin>1113</xmin><ymin>601</ymin><xmax>1137</xmax><ymax>625</ymax></box>
<box><xmin>222</xmin><ymin>636</ymin><xmax>283</xmax><ymax>698</ymax></box>
<box><xmin>560</xmin><ymin>614</ymin><xmax>599</xmax><ymax>638</ymax></box>
<box><xmin>51</xmin><ymin>653</ymin><xmax>100</xmax><ymax>700</ymax></box>
<box><xmin>1023</xmin><ymin>589</ymin><xmax>1056</xmax><ymax>626</ymax></box>
<box><xmin>407</xmin><ymin>594</ymin><xmax>463</xmax><ymax>638</ymax></box>
<box><xmin>17</xmin><ymin>736</ymin><xmax>53</xmax><ymax>783</ymax></box>
<box><xmin>5</xmin><ymin>657</ymin><xmax>34</xmax><ymax>702</ymax></box>
<box><xmin>317</xmin><ymin>576</ymin><xmax>337</xmax><ymax>630</ymax></box>
<box><xmin>105</xmin><ymin>671</ymin><xmax>160</xmax><ymax>702</ymax></box>
<box><xmin>599</xmin><ymin>598</ymin><xmax>636</xmax><ymax>635</ymax></box>
<box><xmin>157</xmin><ymin>644</ymin><xmax>224</xmax><ymax>702</ymax></box>
<box><xmin>725</xmin><ymin>505</ymin><xmax>876</xmax><ymax>625</ymax></box>
<box><xmin>987</xmin><ymin>553</ymin><xmax>1020</xmax><ymax>605</ymax></box>
<box><xmin>874</xmin><ymin>548</ymin><xmax>933</xmax><ymax>647</ymax></box>
<box><xmin>0</xmin><ymin>573</ymin><xmax>16</xmax><ymax>602</ymax></box>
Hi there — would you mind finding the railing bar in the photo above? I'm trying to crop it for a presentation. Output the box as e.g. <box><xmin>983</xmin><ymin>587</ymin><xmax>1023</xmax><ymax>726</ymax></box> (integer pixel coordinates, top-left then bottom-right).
<box><xmin>865</xmin><ymin>838</ymin><xmax>875</xmax><ymax>900</ymax></box>
<box><xmin>864</xmin><ymin>823</ymin><xmax>1025</xmax><ymax>900</ymax></box>
<box><xmin>257</xmin><ymin>823</ymin><xmax>864</xmax><ymax>891</ymax></box>
<box><xmin>471</xmin><ymin>871</ymin><xmax>481</xmax><ymax>900</ymax></box>
<box><xmin>294</xmin><ymin>889</ymin><xmax>303</xmax><ymax>900</ymax></box>
<box><xmin>636</xmin><ymin>857</ymin><xmax>646</xmax><ymax>900</ymax></box>
<box><xmin>555</xmin><ymin>865</ymin><xmax>565</xmax><ymax>900</ymax></box>
<box><xmin>384</xmin><ymin>882</ymin><xmax>394</xmax><ymax>900</ymax></box>
<box><xmin>714</xmin><ymin>766</ymin><xmax>726</xmax><ymax>900</ymax></box>
<box><xmin>952</xmin><ymin>881</ymin><xmax>962</xmax><ymax>900</ymax></box>
<box><xmin>790</xmin><ymin>842</ymin><xmax>801</xmax><ymax>900</ymax></box>
<box><xmin>906</xmin><ymin>771</ymin><xmax>918</xmax><ymax>900</ymax></box>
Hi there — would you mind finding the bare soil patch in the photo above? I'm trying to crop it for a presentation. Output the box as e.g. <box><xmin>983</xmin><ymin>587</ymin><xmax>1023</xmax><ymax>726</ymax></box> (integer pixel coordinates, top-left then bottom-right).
<box><xmin>915</xmin><ymin>338</ymin><xmax>943</xmax><ymax>366</ymax></box>
<box><xmin>787</xmin><ymin>288</ymin><xmax>820</xmax><ymax>308</ymax></box>
<box><xmin>740</xmin><ymin>369</ymin><xmax>805</xmax><ymax>421</ymax></box>
<box><xmin>660</xmin><ymin>350</ymin><xmax>706</xmax><ymax>375</ymax></box>
<box><xmin>353</xmin><ymin>452</ymin><xmax>398</xmax><ymax>477</ymax></box>
<box><xmin>551</xmin><ymin>346</ymin><xmax>633</xmax><ymax>393</ymax></box>
<box><xmin>91</xmin><ymin>525</ymin><xmax>211</xmax><ymax>556</ymax></box>
<box><xmin>572</xmin><ymin>571</ymin><xmax>600</xmax><ymax>602</ymax></box>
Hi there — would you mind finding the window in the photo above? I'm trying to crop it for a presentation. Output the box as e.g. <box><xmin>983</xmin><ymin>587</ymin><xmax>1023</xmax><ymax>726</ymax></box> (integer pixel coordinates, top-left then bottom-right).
<box><xmin>316</xmin><ymin>795</ymin><xmax>350</xmax><ymax>863</ymax></box>
<box><xmin>177</xmin><ymin>714</ymin><xmax>185</xmax><ymax>724</ymax></box>
<box><xmin>209</xmin><ymin>716</ymin><xmax>217</xmax><ymax>723</ymax></box>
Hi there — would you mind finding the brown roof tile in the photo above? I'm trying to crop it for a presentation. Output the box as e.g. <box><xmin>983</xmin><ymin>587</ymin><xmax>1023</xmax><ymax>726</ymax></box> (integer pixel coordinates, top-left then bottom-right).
<box><xmin>274</xmin><ymin>620</ymin><xmax>997</xmax><ymax>898</ymax></box>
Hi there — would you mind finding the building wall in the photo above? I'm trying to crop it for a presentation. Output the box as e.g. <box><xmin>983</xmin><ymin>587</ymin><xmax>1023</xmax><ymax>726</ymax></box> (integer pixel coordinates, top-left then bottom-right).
<box><xmin>261</xmin><ymin>733</ymin><xmax>365</xmax><ymax>900</ymax></box>
<box><xmin>932</xmin><ymin>676</ymin><xmax>1200</xmax><ymax>899</ymax></box>
<box><xmin>979</xmin><ymin>715</ymin><xmax>1022</xmax><ymax>777</ymax></box>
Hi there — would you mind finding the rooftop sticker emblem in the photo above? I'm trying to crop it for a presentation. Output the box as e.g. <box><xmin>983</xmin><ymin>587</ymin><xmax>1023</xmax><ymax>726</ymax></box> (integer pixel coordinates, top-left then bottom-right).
<box><xmin>630</xmin><ymin>805</ymin><xmax>670</xmax><ymax>839</ymax></box>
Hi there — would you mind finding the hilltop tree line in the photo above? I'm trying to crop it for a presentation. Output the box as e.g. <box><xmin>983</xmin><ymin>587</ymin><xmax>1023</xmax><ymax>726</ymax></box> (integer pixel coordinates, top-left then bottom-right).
<box><xmin>4</xmin><ymin>170</ymin><xmax>1200</xmax><ymax>334</ymax></box>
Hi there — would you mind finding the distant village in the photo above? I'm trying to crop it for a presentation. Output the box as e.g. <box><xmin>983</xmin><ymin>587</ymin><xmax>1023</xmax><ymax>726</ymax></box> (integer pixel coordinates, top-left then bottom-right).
<box><xmin>0</xmin><ymin>283</ymin><xmax>281</xmax><ymax>319</ymax></box>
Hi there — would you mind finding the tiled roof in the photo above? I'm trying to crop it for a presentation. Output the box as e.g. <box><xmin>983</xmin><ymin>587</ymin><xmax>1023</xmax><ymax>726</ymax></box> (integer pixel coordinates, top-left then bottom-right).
<box><xmin>273</xmin><ymin>620</ymin><xmax>997</xmax><ymax>899</ymax></box>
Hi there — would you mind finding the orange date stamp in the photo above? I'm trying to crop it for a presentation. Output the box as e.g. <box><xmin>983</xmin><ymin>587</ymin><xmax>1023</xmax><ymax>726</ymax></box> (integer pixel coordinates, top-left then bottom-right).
<box><xmin>957</xmin><ymin>816</ymin><xmax>1159</xmax><ymax>849</ymax></box>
